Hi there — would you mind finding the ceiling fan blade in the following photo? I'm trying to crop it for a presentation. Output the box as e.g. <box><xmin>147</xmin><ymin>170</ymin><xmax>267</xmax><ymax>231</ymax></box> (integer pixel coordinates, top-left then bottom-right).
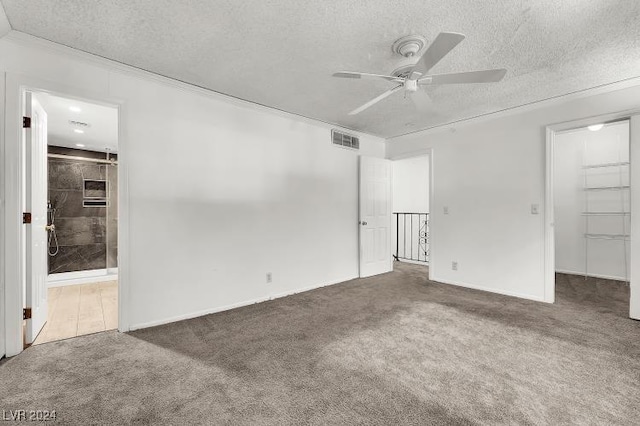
<box><xmin>419</xmin><ymin>69</ymin><xmax>507</xmax><ymax>85</ymax></box>
<box><xmin>348</xmin><ymin>85</ymin><xmax>403</xmax><ymax>115</ymax></box>
<box><xmin>333</xmin><ymin>72</ymin><xmax>403</xmax><ymax>82</ymax></box>
<box><xmin>412</xmin><ymin>32</ymin><xmax>465</xmax><ymax>75</ymax></box>
<box><xmin>409</xmin><ymin>90</ymin><xmax>435</xmax><ymax>113</ymax></box>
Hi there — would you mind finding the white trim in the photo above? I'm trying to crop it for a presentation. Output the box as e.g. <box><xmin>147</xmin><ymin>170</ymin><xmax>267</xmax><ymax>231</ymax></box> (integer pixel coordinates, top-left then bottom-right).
<box><xmin>1</xmin><ymin>31</ymin><xmax>380</xmax><ymax>142</ymax></box>
<box><xmin>116</xmin><ymin>101</ymin><xmax>130</xmax><ymax>333</ymax></box>
<box><xmin>544</xmin><ymin>127</ymin><xmax>555</xmax><ymax>303</ymax></box>
<box><xmin>2</xmin><ymin>72</ymin><xmax>128</xmax><ymax>357</ymax></box>
<box><xmin>430</xmin><ymin>274</ymin><xmax>545</xmax><ymax>303</ymax></box>
<box><xmin>389</xmin><ymin>159</ymin><xmax>394</xmax><ymax>275</ymax></box>
<box><xmin>3</xmin><ymin>73</ymin><xmax>25</xmax><ymax>357</ymax></box>
<box><xmin>555</xmin><ymin>269</ymin><xmax>628</xmax><ymax>282</ymax></box>
<box><xmin>427</xmin><ymin>149</ymin><xmax>434</xmax><ymax>282</ymax></box>
<box><xmin>629</xmin><ymin>116</ymin><xmax>640</xmax><ymax>320</ymax></box>
<box><xmin>130</xmin><ymin>275</ymin><xmax>357</xmax><ymax>331</ymax></box>
<box><xmin>0</xmin><ymin>71</ymin><xmax>6</xmax><ymax>359</ymax></box>
<box><xmin>47</xmin><ymin>269</ymin><xmax>118</xmax><ymax>287</ymax></box>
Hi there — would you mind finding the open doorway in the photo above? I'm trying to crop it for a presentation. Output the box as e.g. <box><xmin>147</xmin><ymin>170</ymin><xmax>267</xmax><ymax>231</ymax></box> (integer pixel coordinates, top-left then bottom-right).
<box><xmin>391</xmin><ymin>155</ymin><xmax>430</xmax><ymax>270</ymax></box>
<box><xmin>25</xmin><ymin>91</ymin><xmax>119</xmax><ymax>346</ymax></box>
<box><xmin>551</xmin><ymin>120</ymin><xmax>631</xmax><ymax>313</ymax></box>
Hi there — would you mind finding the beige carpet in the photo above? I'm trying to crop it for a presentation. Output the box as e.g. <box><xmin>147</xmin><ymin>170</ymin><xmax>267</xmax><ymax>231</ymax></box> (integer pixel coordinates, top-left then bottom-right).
<box><xmin>1</xmin><ymin>263</ymin><xmax>639</xmax><ymax>425</ymax></box>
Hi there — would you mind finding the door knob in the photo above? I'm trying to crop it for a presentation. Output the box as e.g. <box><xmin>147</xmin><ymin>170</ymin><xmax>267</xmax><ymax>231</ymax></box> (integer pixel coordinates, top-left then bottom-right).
<box><xmin>361</xmin><ymin>221</ymin><xmax>368</xmax><ymax>225</ymax></box>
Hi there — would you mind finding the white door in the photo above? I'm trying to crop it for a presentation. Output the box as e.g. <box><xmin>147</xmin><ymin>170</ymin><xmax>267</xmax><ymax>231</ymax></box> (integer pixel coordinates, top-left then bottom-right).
<box><xmin>25</xmin><ymin>93</ymin><xmax>48</xmax><ymax>343</ymax></box>
<box><xmin>359</xmin><ymin>156</ymin><xmax>392</xmax><ymax>277</ymax></box>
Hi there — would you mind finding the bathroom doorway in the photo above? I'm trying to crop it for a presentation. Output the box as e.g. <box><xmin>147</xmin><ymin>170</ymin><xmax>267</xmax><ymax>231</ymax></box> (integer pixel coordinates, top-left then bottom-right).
<box><xmin>25</xmin><ymin>91</ymin><xmax>119</xmax><ymax>346</ymax></box>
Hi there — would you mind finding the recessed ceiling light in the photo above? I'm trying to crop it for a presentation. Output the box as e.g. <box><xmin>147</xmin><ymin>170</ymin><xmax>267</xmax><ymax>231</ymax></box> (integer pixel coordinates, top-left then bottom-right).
<box><xmin>75</xmin><ymin>143</ymin><xmax>85</xmax><ymax>148</ymax></box>
<box><xmin>588</xmin><ymin>124</ymin><xmax>604</xmax><ymax>132</ymax></box>
<box><xmin>69</xmin><ymin>106</ymin><xmax>82</xmax><ymax>113</ymax></box>
<box><xmin>74</xmin><ymin>129</ymin><xmax>84</xmax><ymax>134</ymax></box>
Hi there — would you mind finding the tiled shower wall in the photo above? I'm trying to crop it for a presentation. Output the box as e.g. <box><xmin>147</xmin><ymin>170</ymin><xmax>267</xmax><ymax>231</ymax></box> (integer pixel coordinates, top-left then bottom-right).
<box><xmin>48</xmin><ymin>146</ymin><xmax>118</xmax><ymax>274</ymax></box>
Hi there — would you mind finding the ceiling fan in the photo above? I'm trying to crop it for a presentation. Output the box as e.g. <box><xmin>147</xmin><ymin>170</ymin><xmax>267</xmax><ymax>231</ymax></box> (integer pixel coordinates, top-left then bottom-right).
<box><xmin>333</xmin><ymin>32</ymin><xmax>507</xmax><ymax>115</ymax></box>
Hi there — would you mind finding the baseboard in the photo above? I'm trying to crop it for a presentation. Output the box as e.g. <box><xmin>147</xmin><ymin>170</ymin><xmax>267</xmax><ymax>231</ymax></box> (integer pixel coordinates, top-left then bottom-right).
<box><xmin>555</xmin><ymin>269</ymin><xmax>628</xmax><ymax>282</ymax></box>
<box><xmin>48</xmin><ymin>269</ymin><xmax>118</xmax><ymax>287</ymax></box>
<box><xmin>129</xmin><ymin>275</ymin><xmax>358</xmax><ymax>331</ymax></box>
<box><xmin>430</xmin><ymin>275</ymin><xmax>545</xmax><ymax>303</ymax></box>
<box><xmin>268</xmin><ymin>275</ymin><xmax>356</xmax><ymax>300</ymax></box>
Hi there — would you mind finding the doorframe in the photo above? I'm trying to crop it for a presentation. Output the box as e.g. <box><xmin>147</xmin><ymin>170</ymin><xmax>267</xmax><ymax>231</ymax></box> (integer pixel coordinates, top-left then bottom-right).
<box><xmin>387</xmin><ymin>148</ymin><xmax>434</xmax><ymax>281</ymax></box>
<box><xmin>2</xmin><ymin>72</ymin><xmax>130</xmax><ymax>357</ymax></box>
<box><xmin>544</xmin><ymin>108</ymin><xmax>640</xmax><ymax>307</ymax></box>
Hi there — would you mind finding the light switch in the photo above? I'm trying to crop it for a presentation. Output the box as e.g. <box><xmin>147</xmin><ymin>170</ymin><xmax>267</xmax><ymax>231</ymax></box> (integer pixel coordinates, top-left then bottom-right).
<box><xmin>531</xmin><ymin>204</ymin><xmax>539</xmax><ymax>215</ymax></box>
<box><xmin>444</xmin><ymin>206</ymin><xmax>449</xmax><ymax>215</ymax></box>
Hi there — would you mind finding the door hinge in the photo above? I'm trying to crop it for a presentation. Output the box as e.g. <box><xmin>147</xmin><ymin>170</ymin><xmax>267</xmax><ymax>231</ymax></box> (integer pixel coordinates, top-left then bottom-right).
<box><xmin>23</xmin><ymin>116</ymin><xmax>31</xmax><ymax>128</ymax></box>
<box><xmin>23</xmin><ymin>308</ymin><xmax>32</xmax><ymax>320</ymax></box>
<box><xmin>23</xmin><ymin>212</ymin><xmax>32</xmax><ymax>224</ymax></box>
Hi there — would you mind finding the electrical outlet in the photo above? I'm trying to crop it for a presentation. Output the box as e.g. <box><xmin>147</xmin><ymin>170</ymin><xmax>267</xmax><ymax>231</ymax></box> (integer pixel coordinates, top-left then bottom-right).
<box><xmin>266</xmin><ymin>272</ymin><xmax>272</xmax><ymax>283</ymax></box>
<box><xmin>444</xmin><ymin>206</ymin><xmax>449</xmax><ymax>215</ymax></box>
<box><xmin>452</xmin><ymin>261</ymin><xmax>458</xmax><ymax>271</ymax></box>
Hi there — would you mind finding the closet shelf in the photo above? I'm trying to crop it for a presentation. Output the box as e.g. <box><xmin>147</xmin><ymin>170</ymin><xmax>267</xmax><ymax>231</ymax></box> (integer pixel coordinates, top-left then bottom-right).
<box><xmin>583</xmin><ymin>161</ymin><xmax>629</xmax><ymax>169</ymax></box>
<box><xmin>583</xmin><ymin>185</ymin><xmax>630</xmax><ymax>191</ymax></box>
<box><xmin>584</xmin><ymin>233</ymin><xmax>630</xmax><ymax>240</ymax></box>
<box><xmin>581</xmin><ymin>212</ymin><xmax>630</xmax><ymax>216</ymax></box>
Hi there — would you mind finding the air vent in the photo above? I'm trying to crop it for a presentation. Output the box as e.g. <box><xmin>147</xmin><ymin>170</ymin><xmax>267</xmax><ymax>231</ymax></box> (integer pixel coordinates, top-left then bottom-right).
<box><xmin>332</xmin><ymin>129</ymin><xmax>359</xmax><ymax>150</ymax></box>
<box><xmin>69</xmin><ymin>120</ymin><xmax>90</xmax><ymax>128</ymax></box>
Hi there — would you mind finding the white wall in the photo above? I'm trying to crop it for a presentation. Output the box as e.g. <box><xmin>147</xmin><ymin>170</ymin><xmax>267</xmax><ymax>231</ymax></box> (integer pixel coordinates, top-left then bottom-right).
<box><xmin>392</xmin><ymin>155</ymin><xmax>429</xmax><ymax>213</ymax></box>
<box><xmin>0</xmin><ymin>32</ymin><xmax>385</xmax><ymax>337</ymax></box>
<box><xmin>387</xmin><ymin>82</ymin><xmax>640</xmax><ymax>304</ymax></box>
<box><xmin>554</xmin><ymin>122</ymin><xmax>630</xmax><ymax>280</ymax></box>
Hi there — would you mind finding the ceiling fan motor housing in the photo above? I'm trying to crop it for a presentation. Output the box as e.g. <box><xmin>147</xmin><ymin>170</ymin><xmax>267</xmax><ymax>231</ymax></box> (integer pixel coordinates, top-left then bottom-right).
<box><xmin>392</xmin><ymin>35</ymin><xmax>427</xmax><ymax>57</ymax></box>
<box><xmin>391</xmin><ymin>59</ymin><xmax>418</xmax><ymax>79</ymax></box>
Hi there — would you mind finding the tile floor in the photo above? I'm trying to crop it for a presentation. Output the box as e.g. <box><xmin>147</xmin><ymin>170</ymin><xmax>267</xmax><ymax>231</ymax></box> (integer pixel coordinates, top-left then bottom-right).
<box><xmin>33</xmin><ymin>281</ymin><xmax>118</xmax><ymax>345</ymax></box>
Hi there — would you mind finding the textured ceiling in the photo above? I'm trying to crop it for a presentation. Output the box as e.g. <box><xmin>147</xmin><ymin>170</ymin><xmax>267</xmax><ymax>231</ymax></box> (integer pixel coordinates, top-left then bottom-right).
<box><xmin>35</xmin><ymin>93</ymin><xmax>118</xmax><ymax>153</ymax></box>
<box><xmin>3</xmin><ymin>0</ymin><xmax>640</xmax><ymax>138</ymax></box>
